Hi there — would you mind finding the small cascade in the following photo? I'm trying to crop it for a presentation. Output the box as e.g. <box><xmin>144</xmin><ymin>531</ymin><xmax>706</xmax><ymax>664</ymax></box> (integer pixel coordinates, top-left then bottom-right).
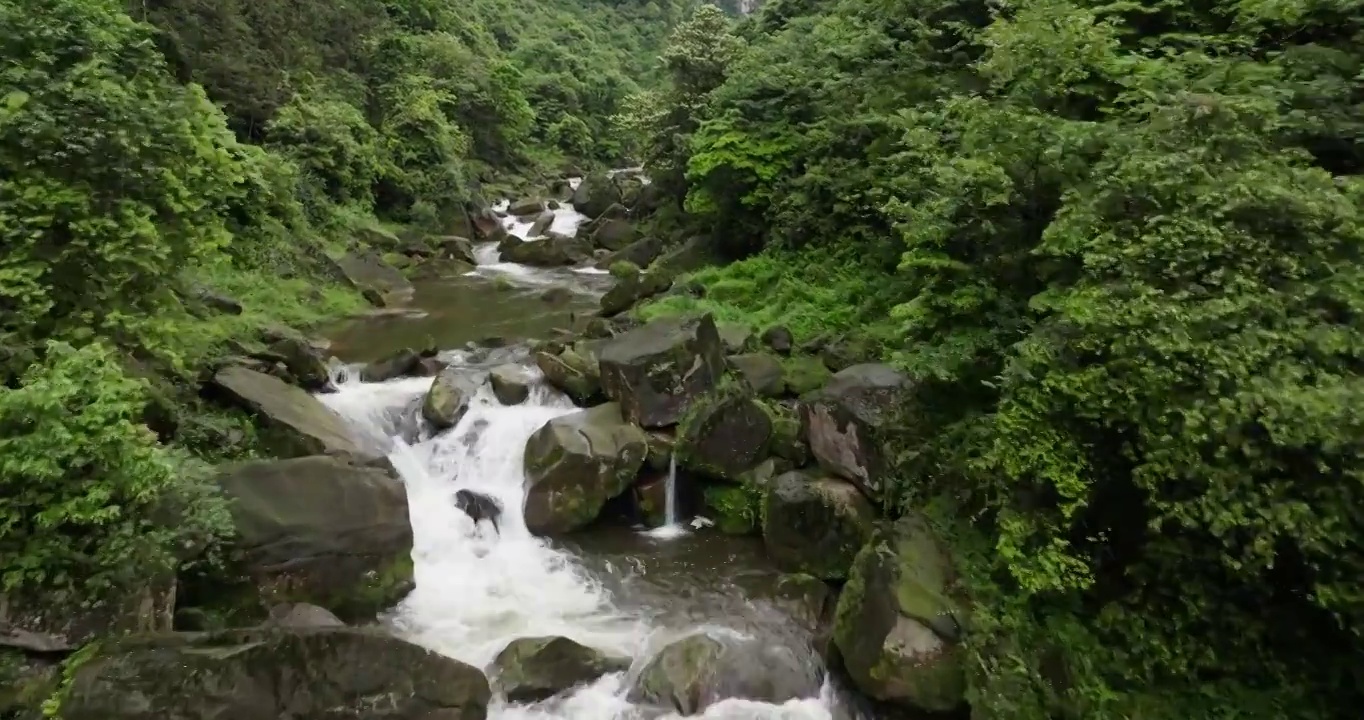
<box><xmin>644</xmin><ymin>454</ymin><xmax>689</xmax><ymax>541</ymax></box>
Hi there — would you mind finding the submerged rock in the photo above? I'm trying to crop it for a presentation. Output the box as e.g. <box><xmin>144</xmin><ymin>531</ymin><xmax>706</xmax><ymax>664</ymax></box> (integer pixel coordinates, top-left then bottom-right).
<box><xmin>60</xmin><ymin>627</ymin><xmax>491</xmax><ymax>720</ymax></box>
<box><xmin>800</xmin><ymin>363</ymin><xmax>912</xmax><ymax>503</ymax></box>
<box><xmin>492</xmin><ymin>636</ymin><xmax>630</xmax><ymax>702</ymax></box>
<box><xmin>209</xmin><ymin>366</ymin><xmax>373</xmax><ymax>460</ymax></box>
<box><xmin>423</xmin><ymin>367</ymin><xmax>473</xmax><ymax>429</ymax></box>
<box><xmin>489</xmin><ymin>365</ymin><xmax>531</xmax><ymax>405</ymax></box>
<box><xmin>214</xmin><ymin>456</ymin><xmax>414</xmax><ymax>621</ymax></box>
<box><xmin>597</xmin><ymin>314</ymin><xmax>726</xmax><ymax>428</ymax></box>
<box><xmin>627</xmin><ymin>631</ymin><xmax>822</xmax><ymax>715</ymax></box>
<box><xmin>763</xmin><ymin>471</ymin><xmax>875</xmax><ymax>580</ymax></box>
<box><xmin>833</xmin><ymin>515</ymin><xmax>968</xmax><ymax>713</ymax></box>
<box><xmin>522</xmin><ymin>403</ymin><xmax>647</xmax><ymax>534</ymax></box>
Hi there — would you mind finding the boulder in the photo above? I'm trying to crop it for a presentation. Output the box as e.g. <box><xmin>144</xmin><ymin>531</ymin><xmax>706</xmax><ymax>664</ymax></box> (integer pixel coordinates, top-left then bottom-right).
<box><xmin>540</xmin><ymin>286</ymin><xmax>574</xmax><ymax>305</ymax></box>
<box><xmin>632</xmin><ymin>473</ymin><xmax>672</xmax><ymax>528</ymax></box>
<box><xmin>599</xmin><ymin>270</ymin><xmax>671</xmax><ymax>316</ymax></box>
<box><xmin>527</xmin><ymin>210</ymin><xmax>555</xmax><ymax>237</ymax></box>
<box><xmin>499</xmin><ymin>234</ymin><xmax>592</xmax><ymax>267</ymax></box>
<box><xmin>534</xmin><ymin>348</ymin><xmax>600</xmax><ymax>405</ymax></box>
<box><xmin>334</xmin><ymin>250</ymin><xmax>414</xmax><ymax>307</ymax></box>
<box><xmin>522</xmin><ymin>403</ymin><xmax>648</xmax><ymax>534</ymax></box>
<box><xmin>431</xmin><ymin>235</ymin><xmax>478</xmax><ymax>265</ymax></box>
<box><xmin>644</xmin><ymin>430</ymin><xmax>676</xmax><ymax>472</ymax></box>
<box><xmin>590</xmin><ymin>218</ymin><xmax>637</xmax><ymax>251</ymax></box>
<box><xmin>210</xmin><ymin>366</ymin><xmax>373</xmax><ymax>460</ymax></box>
<box><xmin>727</xmin><ymin>353</ymin><xmax>785</xmax><ymax>397</ymax></box>
<box><xmin>627</xmin><ymin>632</ymin><xmax>821</xmax><ymax>715</ymax></box>
<box><xmin>571</xmin><ymin>172</ymin><xmax>622</xmax><ymax>219</ymax></box>
<box><xmin>763</xmin><ymin>471</ymin><xmax>874</xmax><ymax>580</ymax></box>
<box><xmin>800</xmin><ymin>364</ymin><xmax>911</xmax><ymax>502</ymax></box>
<box><xmin>493</xmin><ymin>636</ymin><xmax>630</xmax><ymax>702</ymax></box>
<box><xmin>597</xmin><ymin>314</ymin><xmax>726</xmax><ymax>428</ymax></box>
<box><xmin>651</xmin><ymin>235</ymin><xmax>720</xmax><ymax>279</ymax></box>
<box><xmin>761</xmin><ymin>325</ymin><xmax>794</xmax><ymax>355</ymax></box>
<box><xmin>767</xmin><ymin>401</ymin><xmax>811</xmax><ymax>467</ymax></box>
<box><xmin>717</xmin><ymin>323</ymin><xmax>755</xmax><ymax>354</ymax></box>
<box><xmin>509</xmin><ymin>197</ymin><xmax>546</xmax><ymax>216</ymax></box>
<box><xmin>675</xmin><ymin>390</ymin><xmax>772</xmax><ymax>480</ymax></box>
<box><xmin>423</xmin><ymin>367</ymin><xmax>473</xmax><ymax>429</ymax></box>
<box><xmin>702</xmin><ymin>458</ymin><xmax>779</xmax><ymax>535</ymax></box>
<box><xmin>192</xmin><ymin>287</ymin><xmax>243</xmax><ymax>315</ymax></box>
<box><xmin>60</xmin><ymin>627</ymin><xmax>491</xmax><ymax>720</ymax></box>
<box><xmin>489</xmin><ymin>365</ymin><xmax>531</xmax><ymax>405</ymax></box>
<box><xmin>594</xmin><ymin>236</ymin><xmax>664</xmax><ymax>271</ymax></box>
<box><xmin>783</xmin><ymin>355</ymin><xmax>832</xmax><ymax>395</ymax></box>
<box><xmin>265</xmin><ymin>603</ymin><xmax>345</xmax><ymax>629</ymax></box>
<box><xmin>361</xmin><ymin>347</ymin><xmax>423</xmax><ymax>382</ymax></box>
<box><xmin>833</xmin><ymin>515</ymin><xmax>967</xmax><ymax>713</ymax></box>
<box><xmin>214</xmin><ymin>456</ymin><xmax>413</xmax><ymax>621</ymax></box>
<box><xmin>267</xmin><ymin>334</ymin><xmax>331</xmax><ymax>390</ymax></box>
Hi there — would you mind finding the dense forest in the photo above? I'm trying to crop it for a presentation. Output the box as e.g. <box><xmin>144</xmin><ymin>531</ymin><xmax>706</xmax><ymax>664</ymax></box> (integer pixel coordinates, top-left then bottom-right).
<box><xmin>3</xmin><ymin>0</ymin><xmax>1363</xmax><ymax>717</ymax></box>
<box><xmin>631</xmin><ymin>0</ymin><xmax>1364</xmax><ymax>717</ymax></box>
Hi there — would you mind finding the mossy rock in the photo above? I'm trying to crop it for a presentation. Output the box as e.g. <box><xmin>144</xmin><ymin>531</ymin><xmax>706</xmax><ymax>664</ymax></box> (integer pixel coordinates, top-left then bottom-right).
<box><xmin>493</xmin><ymin>636</ymin><xmax>630</xmax><ymax>702</ymax></box>
<box><xmin>781</xmin><ymin>355</ymin><xmax>832</xmax><ymax>395</ymax></box>
<box><xmin>762</xmin><ymin>471</ymin><xmax>874</xmax><ymax>580</ymax></box>
<box><xmin>597</xmin><ymin>314</ymin><xmax>726</xmax><ymax>428</ymax></box>
<box><xmin>534</xmin><ymin>348</ymin><xmax>601</xmax><ymax>405</ymax></box>
<box><xmin>522</xmin><ymin>403</ymin><xmax>648</xmax><ymax>534</ymax></box>
<box><xmin>675</xmin><ymin>388</ymin><xmax>772</xmax><ymax>480</ymax></box>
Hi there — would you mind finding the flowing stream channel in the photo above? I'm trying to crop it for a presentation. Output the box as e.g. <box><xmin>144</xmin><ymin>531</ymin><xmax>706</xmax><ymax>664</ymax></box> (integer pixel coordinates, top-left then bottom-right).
<box><xmin>317</xmin><ymin>186</ymin><xmax>867</xmax><ymax>720</ymax></box>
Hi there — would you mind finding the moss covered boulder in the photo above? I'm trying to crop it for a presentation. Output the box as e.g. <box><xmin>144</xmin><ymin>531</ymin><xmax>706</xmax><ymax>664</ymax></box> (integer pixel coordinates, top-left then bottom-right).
<box><xmin>594</xmin><ymin>236</ymin><xmax>664</xmax><ymax>271</ymax></box>
<box><xmin>765</xmin><ymin>400</ymin><xmax>811</xmax><ymax>467</ymax></box>
<box><xmin>214</xmin><ymin>456</ymin><xmax>414</xmax><ymax>621</ymax></box>
<box><xmin>590</xmin><ymin>218</ymin><xmax>638</xmax><ymax>251</ymax></box>
<box><xmin>627</xmin><ymin>632</ymin><xmax>821</xmax><ymax>715</ymax></box>
<box><xmin>676</xmin><ymin>390</ymin><xmax>771</xmax><ymax>480</ymax></box>
<box><xmin>572</xmin><ymin>171</ymin><xmax>622</xmax><ymax>218</ymax></box>
<box><xmin>762</xmin><ymin>471</ymin><xmax>874</xmax><ymax>580</ymax></box>
<box><xmin>423</xmin><ymin>367</ymin><xmax>474</xmax><ymax>429</ymax></box>
<box><xmin>210</xmin><ymin>366</ymin><xmax>375</xmax><ymax>461</ymax></box>
<box><xmin>781</xmin><ymin>355</ymin><xmax>832</xmax><ymax>396</ymax></box>
<box><xmin>644</xmin><ymin>430</ymin><xmax>676</xmax><ymax>472</ymax></box>
<box><xmin>597</xmin><ymin>314</ymin><xmax>726</xmax><ymax>428</ymax></box>
<box><xmin>599</xmin><ymin>268</ymin><xmax>672</xmax><ymax>316</ymax></box>
<box><xmin>832</xmin><ymin>515</ymin><xmax>967</xmax><ymax>713</ymax></box>
<box><xmin>492</xmin><ymin>636</ymin><xmax>630</xmax><ymax>702</ymax></box>
<box><xmin>534</xmin><ymin>348</ymin><xmax>600</xmax><ymax>405</ymax></box>
<box><xmin>799</xmin><ymin>363</ymin><xmax>911</xmax><ymax>503</ymax></box>
<box><xmin>499</xmin><ymin>233</ymin><xmax>592</xmax><ymax>267</ymax></box>
<box><xmin>522</xmin><ymin>403</ymin><xmax>648</xmax><ymax>534</ymax></box>
<box><xmin>333</xmin><ymin>250</ymin><xmax>414</xmax><ymax>307</ymax></box>
<box><xmin>60</xmin><ymin>627</ymin><xmax>491</xmax><ymax>720</ymax></box>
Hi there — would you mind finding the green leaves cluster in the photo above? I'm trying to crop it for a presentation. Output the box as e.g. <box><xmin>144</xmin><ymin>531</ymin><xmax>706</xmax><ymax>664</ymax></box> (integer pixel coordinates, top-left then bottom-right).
<box><xmin>638</xmin><ymin>0</ymin><xmax>1364</xmax><ymax>715</ymax></box>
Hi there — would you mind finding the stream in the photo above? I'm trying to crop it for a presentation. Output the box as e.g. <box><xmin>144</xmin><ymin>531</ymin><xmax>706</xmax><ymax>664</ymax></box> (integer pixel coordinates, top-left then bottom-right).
<box><xmin>316</xmin><ymin>188</ymin><xmax>868</xmax><ymax>720</ymax></box>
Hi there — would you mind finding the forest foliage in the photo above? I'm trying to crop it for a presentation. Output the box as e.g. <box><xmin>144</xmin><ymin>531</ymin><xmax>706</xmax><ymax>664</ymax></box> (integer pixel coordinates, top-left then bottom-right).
<box><xmin>0</xmin><ymin>0</ymin><xmax>692</xmax><ymax>613</ymax></box>
<box><xmin>628</xmin><ymin>0</ymin><xmax>1364</xmax><ymax>717</ymax></box>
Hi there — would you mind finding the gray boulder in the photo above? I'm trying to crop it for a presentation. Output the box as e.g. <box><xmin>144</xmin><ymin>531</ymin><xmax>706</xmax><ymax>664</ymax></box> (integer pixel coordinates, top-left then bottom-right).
<box><xmin>489</xmin><ymin>365</ymin><xmax>531</xmax><ymax>405</ymax></box>
<box><xmin>522</xmin><ymin>403</ymin><xmax>647</xmax><ymax>534</ymax></box>
<box><xmin>597</xmin><ymin>314</ymin><xmax>726</xmax><ymax>428</ymax></box>
<box><xmin>210</xmin><ymin>366</ymin><xmax>373</xmax><ymax>460</ymax></box>
<box><xmin>762</xmin><ymin>471</ymin><xmax>875</xmax><ymax>580</ymax></box>
<box><xmin>492</xmin><ymin>636</ymin><xmax>629</xmax><ymax>702</ymax></box>
<box><xmin>800</xmin><ymin>363</ymin><xmax>912</xmax><ymax>503</ymax></box>
<box><xmin>675</xmin><ymin>389</ymin><xmax>772</xmax><ymax>480</ymax></box>
<box><xmin>333</xmin><ymin>251</ymin><xmax>414</xmax><ymax>307</ymax></box>
<box><xmin>590</xmin><ymin>218</ymin><xmax>637</xmax><ymax>251</ymax></box>
<box><xmin>627</xmin><ymin>632</ymin><xmax>822</xmax><ymax>715</ymax></box>
<box><xmin>727</xmin><ymin>353</ymin><xmax>785</xmax><ymax>397</ymax></box>
<box><xmin>423</xmin><ymin>367</ymin><xmax>474</xmax><ymax>429</ymax></box>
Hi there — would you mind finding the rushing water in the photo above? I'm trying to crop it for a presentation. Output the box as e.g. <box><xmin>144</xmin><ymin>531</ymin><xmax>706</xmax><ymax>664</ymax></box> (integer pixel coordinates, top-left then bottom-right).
<box><xmin>316</xmin><ymin>185</ymin><xmax>865</xmax><ymax>720</ymax></box>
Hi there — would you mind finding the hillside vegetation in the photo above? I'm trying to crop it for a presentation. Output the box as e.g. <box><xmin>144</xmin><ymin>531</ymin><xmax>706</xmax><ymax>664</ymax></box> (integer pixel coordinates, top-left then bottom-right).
<box><xmin>629</xmin><ymin>1</ymin><xmax>1364</xmax><ymax>717</ymax></box>
<box><xmin>0</xmin><ymin>0</ymin><xmax>690</xmax><ymax>654</ymax></box>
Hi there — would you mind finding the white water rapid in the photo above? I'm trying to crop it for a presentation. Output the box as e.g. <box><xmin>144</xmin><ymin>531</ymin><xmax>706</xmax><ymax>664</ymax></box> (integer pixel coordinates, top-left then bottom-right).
<box><xmin>318</xmin><ymin>355</ymin><xmax>860</xmax><ymax>720</ymax></box>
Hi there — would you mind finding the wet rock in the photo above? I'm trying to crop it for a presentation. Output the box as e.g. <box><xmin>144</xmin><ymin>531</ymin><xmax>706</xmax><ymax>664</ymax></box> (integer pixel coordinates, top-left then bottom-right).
<box><xmin>676</xmin><ymin>389</ymin><xmax>772</xmax><ymax>480</ymax></box>
<box><xmin>597</xmin><ymin>314</ymin><xmax>726</xmax><ymax>428</ymax></box>
<box><xmin>1</xmin><ymin>579</ymin><xmax>175</xmax><ymax>661</ymax></box>
<box><xmin>414</xmin><ymin>356</ymin><xmax>446</xmax><ymax>376</ymax></box>
<box><xmin>727</xmin><ymin>353</ymin><xmax>784</xmax><ymax>397</ymax></box>
<box><xmin>522</xmin><ymin>403</ymin><xmax>648</xmax><ymax>534</ymax></box>
<box><xmin>833</xmin><ymin>515</ymin><xmax>967</xmax><ymax>713</ymax></box>
<box><xmin>572</xmin><ymin>172</ymin><xmax>622</xmax><ymax>219</ymax></box>
<box><xmin>493</xmin><ymin>636</ymin><xmax>630</xmax><ymax>702</ymax></box>
<box><xmin>499</xmin><ymin>233</ymin><xmax>592</xmax><ymax>267</ymax></box>
<box><xmin>361</xmin><ymin>347</ymin><xmax>423</xmax><ymax>382</ymax></box>
<box><xmin>591</xmin><ymin>218</ymin><xmax>637</xmax><ymax>251</ymax></box>
<box><xmin>0</xmin><ymin>651</ymin><xmax>60</xmax><ymax>720</ymax></box>
<box><xmin>763</xmin><ymin>471</ymin><xmax>874</xmax><ymax>580</ymax></box>
<box><xmin>761</xmin><ymin>325</ymin><xmax>794</xmax><ymax>355</ymax></box>
<box><xmin>60</xmin><ymin>627</ymin><xmax>491</xmax><ymax>720</ymax></box>
<box><xmin>595</xmin><ymin>236</ymin><xmax>664</xmax><ymax>271</ymax></box>
<box><xmin>773</xmin><ymin>573</ymin><xmax>835</xmax><ymax>634</ymax></box>
<box><xmin>534</xmin><ymin>348</ymin><xmax>600</xmax><ymax>405</ymax></box>
<box><xmin>767</xmin><ymin>401</ymin><xmax>811</xmax><ymax>467</ymax></box>
<box><xmin>644</xmin><ymin>430</ymin><xmax>676</xmax><ymax>472</ymax></box>
<box><xmin>509</xmin><ymin>197</ymin><xmax>546</xmax><ymax>216</ymax></box>
<box><xmin>632</xmin><ymin>473</ymin><xmax>673</xmax><ymax>528</ymax></box>
<box><xmin>702</xmin><ymin>458</ymin><xmax>779</xmax><ymax>535</ymax></box>
<box><xmin>599</xmin><ymin>270</ymin><xmax>671</xmax><ymax>316</ymax></box>
<box><xmin>215</xmin><ymin>456</ymin><xmax>414</xmax><ymax>621</ymax></box>
<box><xmin>265</xmin><ymin>603</ymin><xmax>345</xmax><ymax>629</ymax></box>
<box><xmin>489</xmin><ymin>365</ymin><xmax>531</xmax><ymax>405</ymax></box>
<box><xmin>627</xmin><ymin>632</ymin><xmax>821</xmax><ymax>715</ymax></box>
<box><xmin>800</xmin><ymin>363</ymin><xmax>911</xmax><ymax>503</ymax></box>
<box><xmin>652</xmin><ymin>235</ymin><xmax>722</xmax><ymax>280</ymax></box>
<box><xmin>209</xmin><ymin>366</ymin><xmax>373</xmax><ymax>460</ymax></box>
<box><xmin>527</xmin><ymin>210</ymin><xmax>555</xmax><ymax>237</ymax></box>
<box><xmin>431</xmin><ymin>235</ymin><xmax>478</xmax><ymax>265</ymax></box>
<box><xmin>334</xmin><ymin>250</ymin><xmax>414</xmax><ymax>307</ymax></box>
<box><xmin>268</xmin><ymin>334</ymin><xmax>331</xmax><ymax>390</ymax></box>
<box><xmin>423</xmin><ymin>367</ymin><xmax>473</xmax><ymax>429</ymax></box>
